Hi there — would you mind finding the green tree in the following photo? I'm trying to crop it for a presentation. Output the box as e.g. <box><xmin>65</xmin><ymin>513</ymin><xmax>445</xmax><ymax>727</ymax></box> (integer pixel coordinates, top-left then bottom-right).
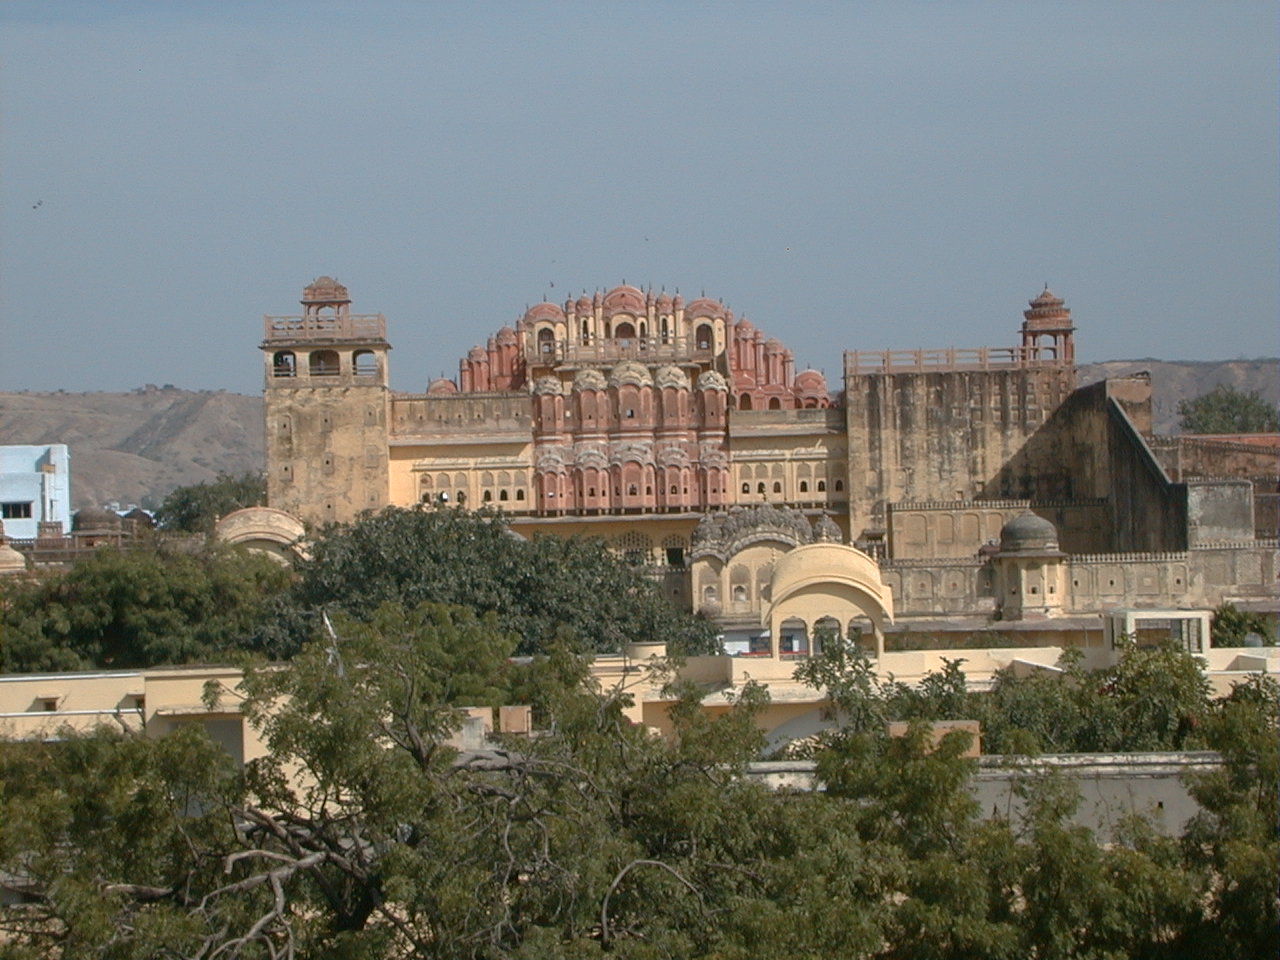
<box><xmin>153</xmin><ymin>471</ymin><xmax>267</xmax><ymax>533</ymax></box>
<box><xmin>286</xmin><ymin>505</ymin><xmax>718</xmax><ymax>657</ymax></box>
<box><xmin>1179</xmin><ymin>675</ymin><xmax>1280</xmax><ymax>959</ymax></box>
<box><xmin>1177</xmin><ymin>384</ymin><xmax>1279</xmax><ymax>434</ymax></box>
<box><xmin>2</xmin><ymin>617</ymin><xmax>1277</xmax><ymax>957</ymax></box>
<box><xmin>0</xmin><ymin>543</ymin><xmax>291</xmax><ymax>672</ymax></box>
<box><xmin>0</xmin><ymin>726</ymin><xmax>249</xmax><ymax>959</ymax></box>
<box><xmin>1210</xmin><ymin>601</ymin><xmax>1275</xmax><ymax>646</ymax></box>
<box><xmin>973</xmin><ymin>642</ymin><xmax>1212</xmax><ymax>755</ymax></box>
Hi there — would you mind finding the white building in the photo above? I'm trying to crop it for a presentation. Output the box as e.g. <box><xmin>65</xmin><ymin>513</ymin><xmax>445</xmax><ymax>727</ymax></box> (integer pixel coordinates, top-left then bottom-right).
<box><xmin>0</xmin><ymin>444</ymin><xmax>70</xmax><ymax>539</ymax></box>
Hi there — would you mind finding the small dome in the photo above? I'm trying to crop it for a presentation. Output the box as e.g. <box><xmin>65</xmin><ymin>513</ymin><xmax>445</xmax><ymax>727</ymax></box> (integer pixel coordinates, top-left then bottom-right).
<box><xmin>794</xmin><ymin>369</ymin><xmax>828</xmax><ymax>394</ymax></box>
<box><xmin>684</xmin><ymin>297</ymin><xmax>725</xmax><ymax>320</ymax></box>
<box><xmin>735</xmin><ymin>319</ymin><xmax>755</xmax><ymax>336</ymax></box>
<box><xmin>602</xmin><ymin>285</ymin><xmax>645</xmax><ymax>315</ymax></box>
<box><xmin>427</xmin><ymin>377</ymin><xmax>458</xmax><ymax>395</ymax></box>
<box><xmin>656</xmin><ymin>291</ymin><xmax>673</xmax><ymax>308</ymax></box>
<box><xmin>764</xmin><ymin>337</ymin><xmax>785</xmax><ymax>354</ymax></box>
<box><xmin>123</xmin><ymin>507</ymin><xmax>155</xmax><ymax>529</ymax></box>
<box><xmin>575</xmin><ymin>295</ymin><xmax>593</xmax><ymax>313</ymax></box>
<box><xmin>523</xmin><ymin>302</ymin><xmax>565</xmax><ymax>324</ymax></box>
<box><xmin>654</xmin><ymin>365</ymin><xmax>689</xmax><ymax>391</ymax></box>
<box><xmin>302</xmin><ymin>276</ymin><xmax>350</xmax><ymax>302</ymax></box>
<box><xmin>73</xmin><ymin>506</ymin><xmax>121</xmax><ymax>532</ymax></box>
<box><xmin>467</xmin><ymin>346</ymin><xmax>488</xmax><ymax>362</ymax></box>
<box><xmin>672</xmin><ymin>293</ymin><xmax>685</xmax><ymax>308</ymax></box>
<box><xmin>532</xmin><ymin>375</ymin><xmax>563</xmax><ymax>396</ymax></box>
<box><xmin>1029</xmin><ymin>286</ymin><xmax>1063</xmax><ymax>309</ymax></box>
<box><xmin>696</xmin><ymin>369</ymin><xmax>729</xmax><ymax>392</ymax></box>
<box><xmin>607</xmin><ymin>360</ymin><xmax>653</xmax><ymax>389</ymax></box>
<box><xmin>495</xmin><ymin>326</ymin><xmax>518</xmax><ymax>346</ymax></box>
<box><xmin>1023</xmin><ymin>286</ymin><xmax>1072</xmax><ymax>329</ymax></box>
<box><xmin>998</xmin><ymin>511</ymin><xmax>1061</xmax><ymax>554</ymax></box>
<box><xmin>572</xmin><ymin>368</ymin><xmax>608</xmax><ymax>392</ymax></box>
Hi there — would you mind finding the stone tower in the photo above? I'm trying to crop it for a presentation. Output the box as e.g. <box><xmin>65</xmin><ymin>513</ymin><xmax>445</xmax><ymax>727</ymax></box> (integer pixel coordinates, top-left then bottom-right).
<box><xmin>261</xmin><ymin>277</ymin><xmax>391</xmax><ymax>524</ymax></box>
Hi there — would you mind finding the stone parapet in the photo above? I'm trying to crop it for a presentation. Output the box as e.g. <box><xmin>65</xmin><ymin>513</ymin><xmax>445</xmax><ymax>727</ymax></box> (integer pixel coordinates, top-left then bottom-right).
<box><xmin>844</xmin><ymin>346</ymin><xmax>1071</xmax><ymax>376</ymax></box>
<box><xmin>1070</xmin><ymin>551</ymin><xmax>1189</xmax><ymax>564</ymax></box>
<box><xmin>263</xmin><ymin>312</ymin><xmax>386</xmax><ymax>343</ymax></box>
<box><xmin>883</xmin><ymin>557</ymin><xmax>986</xmax><ymax>569</ymax></box>
<box><xmin>893</xmin><ymin>497</ymin><xmax>1108</xmax><ymax>512</ymax></box>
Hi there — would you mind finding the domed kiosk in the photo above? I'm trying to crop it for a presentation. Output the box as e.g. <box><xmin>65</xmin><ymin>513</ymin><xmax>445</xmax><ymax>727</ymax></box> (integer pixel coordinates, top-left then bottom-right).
<box><xmin>997</xmin><ymin>511</ymin><xmax>1062</xmax><ymax>555</ymax></box>
<box><xmin>765</xmin><ymin>541</ymin><xmax>894</xmax><ymax>658</ymax></box>
<box><xmin>993</xmin><ymin>511</ymin><xmax>1066</xmax><ymax>620</ymax></box>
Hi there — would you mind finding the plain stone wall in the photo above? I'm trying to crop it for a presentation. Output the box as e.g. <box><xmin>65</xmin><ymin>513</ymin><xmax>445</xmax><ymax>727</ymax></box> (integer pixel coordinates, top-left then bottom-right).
<box><xmin>747</xmin><ymin>752</ymin><xmax>1221</xmax><ymax>837</ymax></box>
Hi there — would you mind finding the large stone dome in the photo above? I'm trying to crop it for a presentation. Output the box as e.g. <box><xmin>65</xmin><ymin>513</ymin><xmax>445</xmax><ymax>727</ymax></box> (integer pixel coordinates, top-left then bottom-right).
<box><xmin>998</xmin><ymin>511</ymin><xmax>1061</xmax><ymax>554</ymax></box>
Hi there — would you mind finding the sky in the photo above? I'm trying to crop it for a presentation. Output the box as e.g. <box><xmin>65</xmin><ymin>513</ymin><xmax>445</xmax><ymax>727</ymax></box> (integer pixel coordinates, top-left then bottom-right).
<box><xmin>2</xmin><ymin>1</ymin><xmax>1276</xmax><ymax>396</ymax></box>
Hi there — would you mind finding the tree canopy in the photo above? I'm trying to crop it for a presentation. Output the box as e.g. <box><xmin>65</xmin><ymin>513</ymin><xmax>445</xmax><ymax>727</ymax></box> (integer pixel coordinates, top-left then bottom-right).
<box><xmin>792</xmin><ymin>635</ymin><xmax>1214</xmax><ymax>757</ymax></box>
<box><xmin>1177</xmin><ymin>384</ymin><xmax>1279</xmax><ymax>434</ymax></box>
<box><xmin>0</xmin><ymin>614</ymin><xmax>1274</xmax><ymax>958</ymax></box>
<box><xmin>154</xmin><ymin>471</ymin><xmax>267</xmax><ymax>533</ymax></box>
<box><xmin>0</xmin><ymin>506</ymin><xmax>719</xmax><ymax>671</ymax></box>
<box><xmin>0</xmin><ymin>543</ymin><xmax>292</xmax><ymax>673</ymax></box>
<box><xmin>283</xmin><ymin>506</ymin><xmax>719</xmax><ymax>657</ymax></box>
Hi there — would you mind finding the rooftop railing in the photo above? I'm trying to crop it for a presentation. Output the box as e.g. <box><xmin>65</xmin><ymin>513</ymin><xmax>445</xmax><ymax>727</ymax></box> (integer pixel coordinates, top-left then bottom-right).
<box><xmin>527</xmin><ymin>336</ymin><xmax>714</xmax><ymax>366</ymax></box>
<box><xmin>844</xmin><ymin>345</ymin><xmax>1070</xmax><ymax>376</ymax></box>
<box><xmin>263</xmin><ymin>313</ymin><xmax>386</xmax><ymax>342</ymax></box>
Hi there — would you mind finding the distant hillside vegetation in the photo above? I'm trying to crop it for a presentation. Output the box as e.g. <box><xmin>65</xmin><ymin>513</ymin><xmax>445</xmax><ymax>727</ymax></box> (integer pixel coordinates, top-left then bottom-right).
<box><xmin>0</xmin><ymin>387</ymin><xmax>264</xmax><ymax>510</ymax></box>
<box><xmin>1076</xmin><ymin>358</ymin><xmax>1280</xmax><ymax>435</ymax></box>
<box><xmin>2</xmin><ymin>360</ymin><xmax>1275</xmax><ymax>510</ymax></box>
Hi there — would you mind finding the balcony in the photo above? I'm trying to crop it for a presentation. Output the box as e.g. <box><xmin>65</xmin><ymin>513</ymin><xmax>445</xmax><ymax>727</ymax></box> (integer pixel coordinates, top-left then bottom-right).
<box><xmin>263</xmin><ymin>313</ymin><xmax>387</xmax><ymax>344</ymax></box>
<box><xmin>527</xmin><ymin>336</ymin><xmax>715</xmax><ymax>367</ymax></box>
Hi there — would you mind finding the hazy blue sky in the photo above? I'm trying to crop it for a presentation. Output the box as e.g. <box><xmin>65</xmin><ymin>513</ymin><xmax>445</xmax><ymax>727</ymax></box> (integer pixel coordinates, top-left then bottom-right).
<box><xmin>3</xmin><ymin>1</ymin><xmax>1276</xmax><ymax>396</ymax></box>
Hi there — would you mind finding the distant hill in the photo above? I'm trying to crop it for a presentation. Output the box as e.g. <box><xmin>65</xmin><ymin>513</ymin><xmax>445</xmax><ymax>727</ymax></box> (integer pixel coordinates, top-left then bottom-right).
<box><xmin>2</xmin><ymin>360</ymin><xmax>1276</xmax><ymax>510</ymax></box>
<box><xmin>0</xmin><ymin>387</ymin><xmax>264</xmax><ymax>510</ymax></box>
<box><xmin>1076</xmin><ymin>358</ymin><xmax>1280</xmax><ymax>434</ymax></box>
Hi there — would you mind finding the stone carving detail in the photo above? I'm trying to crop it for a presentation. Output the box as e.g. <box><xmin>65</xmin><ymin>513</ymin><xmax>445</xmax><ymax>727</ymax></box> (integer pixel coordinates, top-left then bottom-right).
<box><xmin>813</xmin><ymin>512</ymin><xmax>843</xmax><ymax>543</ymax></box>
<box><xmin>698</xmin><ymin>442</ymin><xmax>729</xmax><ymax>465</ymax></box>
<box><xmin>657</xmin><ymin>444</ymin><xmax>691</xmax><ymax>468</ymax></box>
<box><xmin>532</xmin><ymin>375</ymin><xmax>563</xmax><ymax>396</ymax></box>
<box><xmin>573</xmin><ymin>443</ymin><xmax>608</xmax><ymax>469</ymax></box>
<box><xmin>691</xmin><ymin>503</ymin><xmax>816</xmax><ymax>561</ymax></box>
<box><xmin>536</xmin><ymin>446</ymin><xmax>570</xmax><ymax>471</ymax></box>
<box><xmin>609</xmin><ymin>441</ymin><xmax>654</xmax><ymax>467</ymax></box>
<box><xmin>607</xmin><ymin>360</ymin><xmax>653</xmax><ymax>389</ymax></box>
<box><xmin>654</xmin><ymin>365</ymin><xmax>689</xmax><ymax>391</ymax></box>
<box><xmin>696</xmin><ymin>369</ymin><xmax>729</xmax><ymax>392</ymax></box>
<box><xmin>572</xmin><ymin>368</ymin><xmax>607</xmax><ymax>391</ymax></box>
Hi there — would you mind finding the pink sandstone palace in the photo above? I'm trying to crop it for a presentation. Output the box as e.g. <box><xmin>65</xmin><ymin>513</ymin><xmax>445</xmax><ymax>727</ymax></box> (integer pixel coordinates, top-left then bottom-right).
<box><xmin>252</xmin><ymin>276</ymin><xmax>1275</xmax><ymax>651</ymax></box>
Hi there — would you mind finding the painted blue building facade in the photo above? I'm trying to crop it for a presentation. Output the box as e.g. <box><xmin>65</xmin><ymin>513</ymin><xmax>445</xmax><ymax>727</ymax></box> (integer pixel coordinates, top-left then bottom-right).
<box><xmin>0</xmin><ymin>444</ymin><xmax>71</xmax><ymax>539</ymax></box>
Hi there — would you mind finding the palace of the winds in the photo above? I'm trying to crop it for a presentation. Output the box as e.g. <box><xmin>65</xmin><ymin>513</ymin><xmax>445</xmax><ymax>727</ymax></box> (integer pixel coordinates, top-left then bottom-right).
<box><xmin>6</xmin><ymin>275</ymin><xmax>1274</xmax><ymax>753</ymax></box>
<box><xmin>188</xmin><ymin>276</ymin><xmax>1271</xmax><ymax>736</ymax></box>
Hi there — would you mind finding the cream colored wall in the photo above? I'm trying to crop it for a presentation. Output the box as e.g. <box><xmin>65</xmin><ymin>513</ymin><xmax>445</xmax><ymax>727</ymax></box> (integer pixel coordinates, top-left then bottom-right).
<box><xmin>388</xmin><ymin>441</ymin><xmax>535</xmax><ymax>512</ymax></box>
<box><xmin>728</xmin><ymin>417</ymin><xmax>848</xmax><ymax>511</ymax></box>
<box><xmin>638</xmin><ymin>697</ymin><xmax>825</xmax><ymax>743</ymax></box>
<box><xmin>692</xmin><ymin>540</ymin><xmax>793</xmax><ymax>622</ymax></box>
<box><xmin>0</xmin><ymin>671</ymin><xmax>145</xmax><ymax>738</ymax></box>
<box><xmin>880</xmin><ymin>561</ymin><xmax>995</xmax><ymax>618</ymax></box>
<box><xmin>5</xmin><ymin>646</ymin><xmax>1275</xmax><ymax>766</ymax></box>
<box><xmin>889</xmin><ymin>500</ymin><xmax>1112</xmax><ymax>559</ymax></box>
<box><xmin>0</xmin><ymin>666</ymin><xmax>268</xmax><ymax>763</ymax></box>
